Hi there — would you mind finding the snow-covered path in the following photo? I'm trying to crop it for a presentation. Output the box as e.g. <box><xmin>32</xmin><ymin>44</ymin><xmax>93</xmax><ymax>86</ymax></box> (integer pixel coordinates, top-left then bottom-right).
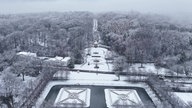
<box><xmin>75</xmin><ymin>46</ymin><xmax>113</xmax><ymax>72</ymax></box>
<box><xmin>93</xmin><ymin>19</ymin><xmax>98</xmax><ymax>32</ymax></box>
<box><xmin>75</xmin><ymin>19</ymin><xmax>113</xmax><ymax>72</ymax></box>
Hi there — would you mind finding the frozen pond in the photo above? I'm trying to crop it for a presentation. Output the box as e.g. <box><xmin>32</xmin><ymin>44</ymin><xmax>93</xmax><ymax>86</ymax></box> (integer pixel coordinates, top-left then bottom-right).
<box><xmin>44</xmin><ymin>85</ymin><xmax>155</xmax><ymax>108</ymax></box>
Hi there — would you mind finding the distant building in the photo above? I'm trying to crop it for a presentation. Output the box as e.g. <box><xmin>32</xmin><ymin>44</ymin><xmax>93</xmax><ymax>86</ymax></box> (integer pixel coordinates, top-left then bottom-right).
<box><xmin>17</xmin><ymin>52</ymin><xmax>71</xmax><ymax>66</ymax></box>
<box><xmin>17</xmin><ymin>51</ymin><xmax>37</xmax><ymax>57</ymax></box>
<box><xmin>46</xmin><ymin>56</ymin><xmax>71</xmax><ymax>66</ymax></box>
<box><xmin>62</xmin><ymin>57</ymin><xmax>71</xmax><ymax>65</ymax></box>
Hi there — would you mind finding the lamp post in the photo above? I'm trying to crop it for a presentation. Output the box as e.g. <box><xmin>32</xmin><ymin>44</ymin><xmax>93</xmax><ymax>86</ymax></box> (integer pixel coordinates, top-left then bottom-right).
<box><xmin>139</xmin><ymin>49</ymin><xmax>144</xmax><ymax>68</ymax></box>
<box><xmin>94</xmin><ymin>63</ymin><xmax>99</xmax><ymax>75</ymax></box>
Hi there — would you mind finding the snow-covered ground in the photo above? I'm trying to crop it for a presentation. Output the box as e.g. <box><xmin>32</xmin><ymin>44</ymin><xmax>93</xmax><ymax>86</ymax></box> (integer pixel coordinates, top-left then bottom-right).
<box><xmin>14</xmin><ymin>75</ymin><xmax>36</xmax><ymax>103</ymax></box>
<box><xmin>17</xmin><ymin>52</ymin><xmax>37</xmax><ymax>57</ymax></box>
<box><xmin>34</xmin><ymin>19</ymin><xmax>164</xmax><ymax>108</ymax></box>
<box><xmin>0</xmin><ymin>71</ymin><xmax>36</xmax><ymax>105</ymax></box>
<box><xmin>105</xmin><ymin>89</ymin><xmax>143</xmax><ymax>108</ymax></box>
<box><xmin>75</xmin><ymin>46</ymin><xmax>113</xmax><ymax>72</ymax></box>
<box><xmin>68</xmin><ymin>71</ymin><xmax>127</xmax><ymax>81</ymax></box>
<box><xmin>174</xmin><ymin>92</ymin><xmax>192</xmax><ymax>106</ymax></box>
<box><xmin>20</xmin><ymin>75</ymin><xmax>36</xmax><ymax>82</ymax></box>
<box><xmin>93</xmin><ymin>19</ymin><xmax>98</xmax><ymax>32</ymax></box>
<box><xmin>127</xmin><ymin>63</ymin><xmax>176</xmax><ymax>76</ymax></box>
<box><xmin>12</xmin><ymin>18</ymin><xmax>192</xmax><ymax>108</ymax></box>
<box><xmin>54</xmin><ymin>87</ymin><xmax>91</xmax><ymax>107</ymax></box>
<box><xmin>17</xmin><ymin>51</ymin><xmax>71</xmax><ymax>66</ymax></box>
<box><xmin>0</xmin><ymin>72</ymin><xmax>36</xmax><ymax>90</ymax></box>
<box><xmin>165</xmin><ymin>78</ymin><xmax>192</xmax><ymax>84</ymax></box>
<box><xmin>35</xmin><ymin>71</ymin><xmax>148</xmax><ymax>108</ymax></box>
<box><xmin>75</xmin><ymin>47</ymin><xmax>176</xmax><ymax>76</ymax></box>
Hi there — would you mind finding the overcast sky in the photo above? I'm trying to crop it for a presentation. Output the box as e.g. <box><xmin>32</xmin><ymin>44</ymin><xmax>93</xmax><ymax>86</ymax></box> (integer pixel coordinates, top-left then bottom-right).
<box><xmin>0</xmin><ymin>0</ymin><xmax>192</xmax><ymax>22</ymax></box>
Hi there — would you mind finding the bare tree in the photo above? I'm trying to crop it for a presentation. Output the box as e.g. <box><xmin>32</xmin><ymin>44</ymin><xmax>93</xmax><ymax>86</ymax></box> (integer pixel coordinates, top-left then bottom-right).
<box><xmin>113</xmin><ymin>56</ymin><xmax>126</xmax><ymax>80</ymax></box>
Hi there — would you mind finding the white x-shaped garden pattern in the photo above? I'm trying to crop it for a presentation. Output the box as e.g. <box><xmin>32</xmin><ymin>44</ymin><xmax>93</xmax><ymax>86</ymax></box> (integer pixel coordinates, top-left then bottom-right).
<box><xmin>54</xmin><ymin>88</ymin><xmax>91</xmax><ymax>107</ymax></box>
<box><xmin>105</xmin><ymin>89</ymin><xmax>143</xmax><ymax>108</ymax></box>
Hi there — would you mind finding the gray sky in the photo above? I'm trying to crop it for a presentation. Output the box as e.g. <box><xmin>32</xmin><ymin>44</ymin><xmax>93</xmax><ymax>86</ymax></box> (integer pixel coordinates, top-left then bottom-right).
<box><xmin>0</xmin><ymin>0</ymin><xmax>192</xmax><ymax>22</ymax></box>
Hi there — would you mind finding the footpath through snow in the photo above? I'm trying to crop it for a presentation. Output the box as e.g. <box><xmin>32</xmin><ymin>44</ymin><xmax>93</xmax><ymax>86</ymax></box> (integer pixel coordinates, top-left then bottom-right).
<box><xmin>75</xmin><ymin>46</ymin><xmax>113</xmax><ymax>72</ymax></box>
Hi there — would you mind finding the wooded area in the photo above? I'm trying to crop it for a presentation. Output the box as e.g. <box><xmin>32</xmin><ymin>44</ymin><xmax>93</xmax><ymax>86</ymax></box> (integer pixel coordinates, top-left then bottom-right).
<box><xmin>0</xmin><ymin>12</ymin><xmax>94</xmax><ymax>75</ymax></box>
<box><xmin>98</xmin><ymin>12</ymin><xmax>192</xmax><ymax>75</ymax></box>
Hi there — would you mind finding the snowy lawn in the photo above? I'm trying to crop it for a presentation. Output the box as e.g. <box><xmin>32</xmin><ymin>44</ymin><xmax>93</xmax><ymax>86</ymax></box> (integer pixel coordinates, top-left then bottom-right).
<box><xmin>19</xmin><ymin>75</ymin><xmax>36</xmax><ymax>82</ymax></box>
<box><xmin>54</xmin><ymin>71</ymin><xmax>128</xmax><ymax>81</ymax></box>
<box><xmin>35</xmin><ymin>71</ymin><xmax>148</xmax><ymax>108</ymax></box>
<box><xmin>17</xmin><ymin>52</ymin><xmax>37</xmax><ymax>57</ymax></box>
<box><xmin>174</xmin><ymin>92</ymin><xmax>192</xmax><ymax>106</ymax></box>
<box><xmin>0</xmin><ymin>71</ymin><xmax>37</xmax><ymax>105</ymax></box>
<box><xmin>75</xmin><ymin>47</ymin><xmax>113</xmax><ymax>72</ymax></box>
<box><xmin>127</xmin><ymin>63</ymin><xmax>176</xmax><ymax>75</ymax></box>
<box><xmin>69</xmin><ymin>71</ymin><xmax>128</xmax><ymax>81</ymax></box>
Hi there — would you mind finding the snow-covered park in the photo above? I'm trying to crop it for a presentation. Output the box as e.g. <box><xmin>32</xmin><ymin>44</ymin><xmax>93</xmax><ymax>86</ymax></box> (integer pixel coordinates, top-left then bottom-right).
<box><xmin>75</xmin><ymin>44</ymin><xmax>113</xmax><ymax>72</ymax></box>
<box><xmin>35</xmin><ymin>71</ymin><xmax>152</xmax><ymax>108</ymax></box>
<box><xmin>1</xmin><ymin>8</ymin><xmax>192</xmax><ymax>108</ymax></box>
<box><xmin>34</xmin><ymin>40</ymin><xmax>184</xmax><ymax>108</ymax></box>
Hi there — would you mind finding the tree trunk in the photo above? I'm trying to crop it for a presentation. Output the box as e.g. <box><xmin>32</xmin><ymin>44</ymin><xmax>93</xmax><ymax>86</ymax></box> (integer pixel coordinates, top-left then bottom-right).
<box><xmin>22</xmin><ymin>72</ymin><xmax>25</xmax><ymax>81</ymax></box>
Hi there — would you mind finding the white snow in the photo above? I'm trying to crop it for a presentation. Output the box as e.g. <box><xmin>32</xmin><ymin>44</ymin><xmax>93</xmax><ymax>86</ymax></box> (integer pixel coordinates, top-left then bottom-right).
<box><xmin>127</xmin><ymin>63</ymin><xmax>175</xmax><ymax>75</ymax></box>
<box><xmin>93</xmin><ymin>19</ymin><xmax>98</xmax><ymax>32</ymax></box>
<box><xmin>62</xmin><ymin>57</ymin><xmax>71</xmax><ymax>62</ymax></box>
<box><xmin>85</xmin><ymin>47</ymin><xmax>108</xmax><ymax>58</ymax></box>
<box><xmin>75</xmin><ymin>47</ymin><xmax>113</xmax><ymax>72</ymax></box>
<box><xmin>105</xmin><ymin>89</ymin><xmax>143</xmax><ymax>108</ymax></box>
<box><xmin>21</xmin><ymin>75</ymin><xmax>36</xmax><ymax>83</ymax></box>
<box><xmin>17</xmin><ymin>51</ymin><xmax>71</xmax><ymax>66</ymax></box>
<box><xmin>0</xmin><ymin>71</ymin><xmax>37</xmax><ymax>105</ymax></box>
<box><xmin>45</xmin><ymin>56</ymin><xmax>71</xmax><ymax>66</ymax></box>
<box><xmin>48</xmin><ymin>56</ymin><xmax>63</xmax><ymax>61</ymax></box>
<box><xmin>17</xmin><ymin>52</ymin><xmax>37</xmax><ymax>57</ymax></box>
<box><xmin>174</xmin><ymin>92</ymin><xmax>192</xmax><ymax>106</ymax></box>
<box><xmin>54</xmin><ymin>88</ymin><xmax>91</xmax><ymax>107</ymax></box>
<box><xmin>34</xmin><ymin>19</ymin><xmax>166</xmax><ymax>108</ymax></box>
<box><xmin>35</xmin><ymin>80</ymin><xmax>147</xmax><ymax>108</ymax></box>
<box><xmin>68</xmin><ymin>71</ymin><xmax>127</xmax><ymax>81</ymax></box>
<box><xmin>46</xmin><ymin>56</ymin><xmax>70</xmax><ymax>62</ymax></box>
<box><xmin>34</xmin><ymin>71</ymin><xmax>148</xmax><ymax>108</ymax></box>
<box><xmin>34</xmin><ymin>42</ymin><xmax>160</xmax><ymax>108</ymax></box>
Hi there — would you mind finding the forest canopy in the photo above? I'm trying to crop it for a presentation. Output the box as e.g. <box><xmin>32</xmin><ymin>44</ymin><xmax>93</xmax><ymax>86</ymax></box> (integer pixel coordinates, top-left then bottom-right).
<box><xmin>98</xmin><ymin>12</ymin><xmax>192</xmax><ymax>74</ymax></box>
<box><xmin>0</xmin><ymin>12</ymin><xmax>94</xmax><ymax>76</ymax></box>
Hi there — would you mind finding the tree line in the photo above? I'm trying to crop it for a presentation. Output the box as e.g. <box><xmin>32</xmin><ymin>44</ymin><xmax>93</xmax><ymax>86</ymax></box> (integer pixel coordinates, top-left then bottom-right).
<box><xmin>97</xmin><ymin>12</ymin><xmax>192</xmax><ymax>75</ymax></box>
<box><xmin>0</xmin><ymin>12</ymin><xmax>94</xmax><ymax>74</ymax></box>
<box><xmin>0</xmin><ymin>12</ymin><xmax>94</xmax><ymax>107</ymax></box>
